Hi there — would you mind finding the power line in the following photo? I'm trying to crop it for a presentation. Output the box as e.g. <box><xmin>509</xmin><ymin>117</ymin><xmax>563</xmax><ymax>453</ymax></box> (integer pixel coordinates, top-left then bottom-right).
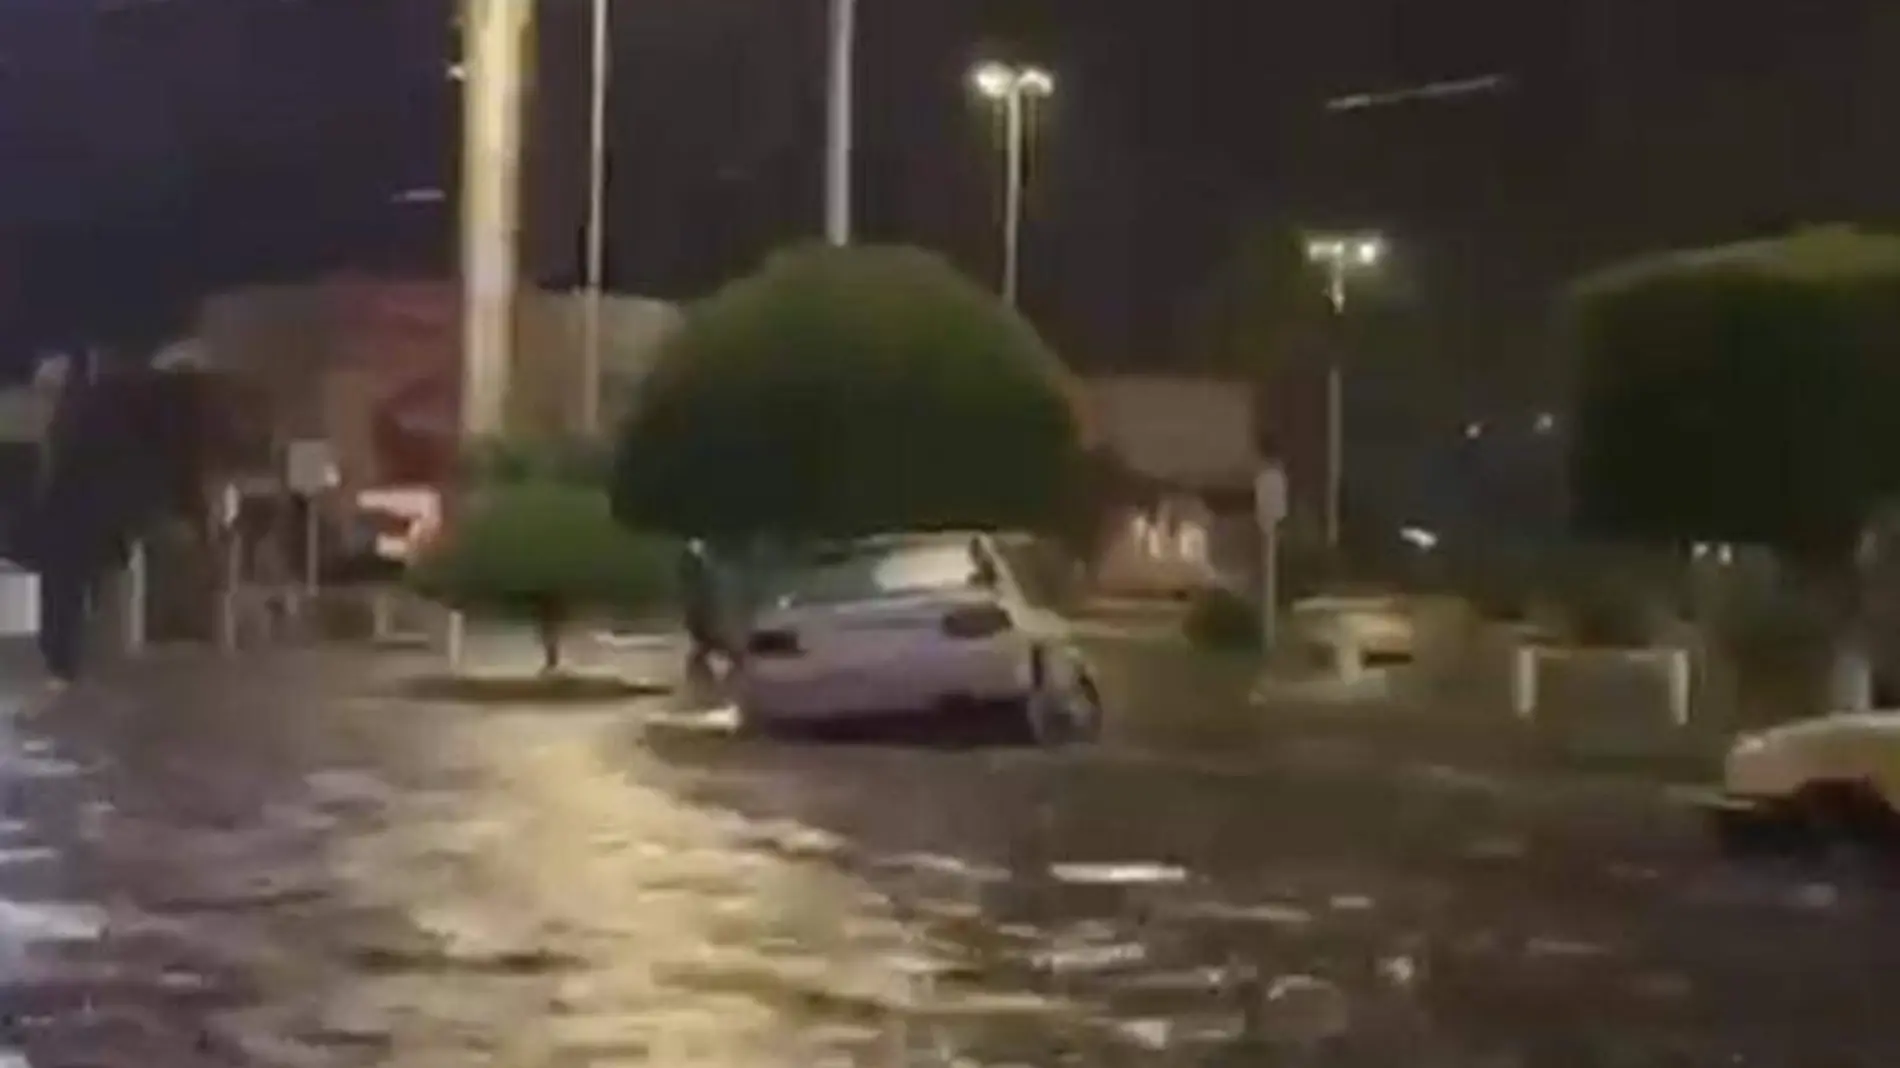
<box><xmin>1325</xmin><ymin>73</ymin><xmax>1511</xmax><ymax>113</ymax></box>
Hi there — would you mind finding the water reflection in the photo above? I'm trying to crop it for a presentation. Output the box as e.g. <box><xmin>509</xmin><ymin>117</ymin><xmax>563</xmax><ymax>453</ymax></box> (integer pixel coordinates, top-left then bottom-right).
<box><xmin>0</xmin><ymin>661</ymin><xmax>1896</xmax><ymax>1064</ymax></box>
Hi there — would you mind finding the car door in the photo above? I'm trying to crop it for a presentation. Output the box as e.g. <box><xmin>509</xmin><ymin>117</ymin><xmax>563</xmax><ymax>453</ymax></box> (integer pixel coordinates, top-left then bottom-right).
<box><xmin>986</xmin><ymin>534</ymin><xmax>1091</xmax><ymax>690</ymax></box>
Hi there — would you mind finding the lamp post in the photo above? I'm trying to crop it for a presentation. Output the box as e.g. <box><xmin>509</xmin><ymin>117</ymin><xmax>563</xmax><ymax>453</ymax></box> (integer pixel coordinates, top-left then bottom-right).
<box><xmin>457</xmin><ymin>0</ymin><xmax>533</xmax><ymax>441</ymax></box>
<box><xmin>580</xmin><ymin>0</ymin><xmax>610</xmax><ymax>436</ymax></box>
<box><xmin>970</xmin><ymin>61</ymin><xmax>1054</xmax><ymax>307</ymax></box>
<box><xmin>452</xmin><ymin>0</ymin><xmax>535</xmax><ymax>671</ymax></box>
<box><xmin>824</xmin><ymin>0</ymin><xmax>856</xmax><ymax>245</ymax></box>
<box><xmin>1304</xmin><ymin>232</ymin><xmax>1385</xmax><ymax>550</ymax></box>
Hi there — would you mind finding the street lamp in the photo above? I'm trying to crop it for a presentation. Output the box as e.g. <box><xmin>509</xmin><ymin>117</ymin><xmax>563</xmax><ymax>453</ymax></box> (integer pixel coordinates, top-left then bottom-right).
<box><xmin>970</xmin><ymin>61</ymin><xmax>1055</xmax><ymax>307</ymax></box>
<box><xmin>1305</xmin><ymin>231</ymin><xmax>1385</xmax><ymax>549</ymax></box>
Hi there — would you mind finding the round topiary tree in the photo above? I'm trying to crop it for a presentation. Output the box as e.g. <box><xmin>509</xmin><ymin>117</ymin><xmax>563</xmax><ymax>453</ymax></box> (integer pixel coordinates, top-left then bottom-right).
<box><xmin>1567</xmin><ymin>226</ymin><xmax>1900</xmax><ymax>706</ymax></box>
<box><xmin>1569</xmin><ymin>226</ymin><xmax>1900</xmax><ymax>564</ymax></box>
<box><xmin>408</xmin><ymin>479</ymin><xmax>676</xmax><ymax>674</ymax></box>
<box><xmin>612</xmin><ymin>243</ymin><xmax>1087</xmax><ymax>545</ymax></box>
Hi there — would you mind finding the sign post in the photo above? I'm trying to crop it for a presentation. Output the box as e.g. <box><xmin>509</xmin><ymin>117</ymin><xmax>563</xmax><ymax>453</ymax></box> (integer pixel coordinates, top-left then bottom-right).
<box><xmin>217</xmin><ymin>482</ymin><xmax>242</xmax><ymax>652</ymax></box>
<box><xmin>123</xmin><ymin>540</ymin><xmax>146</xmax><ymax>656</ymax></box>
<box><xmin>1253</xmin><ymin>464</ymin><xmax>1288</xmax><ymax>653</ymax></box>
<box><xmin>286</xmin><ymin>440</ymin><xmax>339</xmax><ymax>602</ymax></box>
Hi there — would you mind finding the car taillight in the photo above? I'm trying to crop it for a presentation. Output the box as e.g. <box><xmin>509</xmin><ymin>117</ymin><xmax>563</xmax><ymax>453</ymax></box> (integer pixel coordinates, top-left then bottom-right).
<box><xmin>942</xmin><ymin>604</ymin><xmax>1012</xmax><ymax>639</ymax></box>
<box><xmin>746</xmin><ymin>628</ymin><xmax>802</xmax><ymax>657</ymax></box>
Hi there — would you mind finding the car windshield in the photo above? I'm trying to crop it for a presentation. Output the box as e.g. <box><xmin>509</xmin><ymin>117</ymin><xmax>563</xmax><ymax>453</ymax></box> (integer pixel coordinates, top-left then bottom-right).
<box><xmin>762</xmin><ymin>541</ymin><xmax>985</xmax><ymax>608</ymax></box>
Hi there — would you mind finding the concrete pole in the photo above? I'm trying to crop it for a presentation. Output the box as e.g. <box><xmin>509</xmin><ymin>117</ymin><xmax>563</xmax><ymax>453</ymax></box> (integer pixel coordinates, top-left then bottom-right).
<box><xmin>581</xmin><ymin>0</ymin><xmax>610</xmax><ymax>437</ymax></box>
<box><xmin>459</xmin><ymin>0</ymin><xmax>533</xmax><ymax>440</ymax></box>
<box><xmin>824</xmin><ymin>0</ymin><xmax>856</xmax><ymax>245</ymax></box>
<box><xmin>455</xmin><ymin>0</ymin><xmax>533</xmax><ymax>669</ymax></box>
<box><xmin>1324</xmin><ymin>261</ymin><xmax>1346</xmax><ymax>552</ymax></box>
<box><xmin>1001</xmin><ymin>87</ymin><xmax>1025</xmax><ymax>307</ymax></box>
<box><xmin>1260</xmin><ymin>521</ymin><xmax>1278</xmax><ymax>653</ymax></box>
<box><xmin>124</xmin><ymin>540</ymin><xmax>146</xmax><ymax>655</ymax></box>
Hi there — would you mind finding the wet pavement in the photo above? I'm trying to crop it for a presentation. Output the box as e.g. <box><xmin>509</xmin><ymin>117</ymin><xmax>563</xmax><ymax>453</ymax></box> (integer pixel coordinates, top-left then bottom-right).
<box><xmin>2</xmin><ymin>645</ymin><xmax>1899</xmax><ymax>1066</ymax></box>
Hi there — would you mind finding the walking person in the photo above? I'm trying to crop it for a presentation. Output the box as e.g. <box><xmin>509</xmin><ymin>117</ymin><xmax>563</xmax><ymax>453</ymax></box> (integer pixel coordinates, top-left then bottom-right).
<box><xmin>20</xmin><ymin>358</ymin><xmax>130</xmax><ymax>691</ymax></box>
<box><xmin>678</xmin><ymin>539</ymin><xmax>729</xmax><ymax>692</ymax></box>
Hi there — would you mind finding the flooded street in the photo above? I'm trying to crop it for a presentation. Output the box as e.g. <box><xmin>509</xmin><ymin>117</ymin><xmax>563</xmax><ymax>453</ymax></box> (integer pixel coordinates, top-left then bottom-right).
<box><xmin>3</xmin><ymin>650</ymin><xmax>1899</xmax><ymax>1066</ymax></box>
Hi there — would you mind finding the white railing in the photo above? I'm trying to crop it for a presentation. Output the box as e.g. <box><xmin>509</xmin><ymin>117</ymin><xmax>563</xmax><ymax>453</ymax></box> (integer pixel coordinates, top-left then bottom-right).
<box><xmin>1509</xmin><ymin>643</ymin><xmax>1693</xmax><ymax>726</ymax></box>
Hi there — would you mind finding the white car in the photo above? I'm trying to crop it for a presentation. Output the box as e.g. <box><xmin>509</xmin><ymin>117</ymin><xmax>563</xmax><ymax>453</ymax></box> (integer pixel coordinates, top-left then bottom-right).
<box><xmin>732</xmin><ymin>532</ymin><xmax>1103</xmax><ymax>744</ymax></box>
<box><xmin>1712</xmin><ymin>712</ymin><xmax>1900</xmax><ymax>852</ymax></box>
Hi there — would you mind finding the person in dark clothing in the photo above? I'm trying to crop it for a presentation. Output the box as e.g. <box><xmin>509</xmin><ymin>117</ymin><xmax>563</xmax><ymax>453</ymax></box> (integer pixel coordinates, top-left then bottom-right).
<box><xmin>21</xmin><ymin>368</ymin><xmax>133</xmax><ymax>688</ymax></box>
<box><xmin>678</xmin><ymin>539</ymin><xmax>728</xmax><ymax>685</ymax></box>
<box><xmin>34</xmin><ymin>557</ymin><xmax>92</xmax><ymax>685</ymax></box>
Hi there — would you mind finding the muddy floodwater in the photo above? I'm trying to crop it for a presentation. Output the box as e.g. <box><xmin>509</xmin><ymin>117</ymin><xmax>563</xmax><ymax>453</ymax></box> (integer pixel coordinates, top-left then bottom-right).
<box><xmin>2</xmin><ymin>650</ymin><xmax>1898</xmax><ymax>1066</ymax></box>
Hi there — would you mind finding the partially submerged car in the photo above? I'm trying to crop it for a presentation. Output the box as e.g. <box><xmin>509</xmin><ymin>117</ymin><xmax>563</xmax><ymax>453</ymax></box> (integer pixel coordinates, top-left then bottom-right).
<box><xmin>1712</xmin><ymin>711</ymin><xmax>1900</xmax><ymax>853</ymax></box>
<box><xmin>732</xmin><ymin>531</ymin><xmax>1103</xmax><ymax>744</ymax></box>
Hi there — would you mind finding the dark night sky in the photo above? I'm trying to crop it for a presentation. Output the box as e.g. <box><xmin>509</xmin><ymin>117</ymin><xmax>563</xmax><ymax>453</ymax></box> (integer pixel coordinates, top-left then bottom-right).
<box><xmin>1</xmin><ymin>0</ymin><xmax>1897</xmax><ymax>408</ymax></box>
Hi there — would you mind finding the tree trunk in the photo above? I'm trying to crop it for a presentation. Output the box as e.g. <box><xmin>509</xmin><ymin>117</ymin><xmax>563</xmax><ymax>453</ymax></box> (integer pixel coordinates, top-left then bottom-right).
<box><xmin>536</xmin><ymin>600</ymin><xmax>565</xmax><ymax>675</ymax></box>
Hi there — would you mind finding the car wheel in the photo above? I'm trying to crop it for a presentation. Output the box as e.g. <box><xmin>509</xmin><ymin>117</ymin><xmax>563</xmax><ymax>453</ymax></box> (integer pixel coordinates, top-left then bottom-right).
<box><xmin>1710</xmin><ymin>800</ymin><xmax>1805</xmax><ymax>858</ymax></box>
<box><xmin>1797</xmin><ymin>781</ymin><xmax>1900</xmax><ymax>855</ymax></box>
<box><xmin>1067</xmin><ymin>676</ymin><xmax>1105</xmax><ymax>744</ymax></box>
<box><xmin>1021</xmin><ymin>676</ymin><xmax>1103</xmax><ymax>748</ymax></box>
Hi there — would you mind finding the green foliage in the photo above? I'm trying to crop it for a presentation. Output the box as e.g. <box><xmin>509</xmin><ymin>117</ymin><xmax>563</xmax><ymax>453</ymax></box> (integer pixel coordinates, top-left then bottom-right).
<box><xmin>462</xmin><ymin>435</ymin><xmax>610</xmax><ymax>488</ymax></box>
<box><xmin>408</xmin><ymin>480</ymin><xmax>677</xmax><ymax>620</ymax></box>
<box><xmin>613</xmin><ymin>243</ymin><xmax>1086</xmax><ymax>543</ymax></box>
<box><xmin>1568</xmin><ymin>226</ymin><xmax>1900</xmax><ymax>563</ymax></box>
<box><xmin>1184</xmin><ymin>585</ymin><xmax>1263</xmax><ymax>652</ymax></box>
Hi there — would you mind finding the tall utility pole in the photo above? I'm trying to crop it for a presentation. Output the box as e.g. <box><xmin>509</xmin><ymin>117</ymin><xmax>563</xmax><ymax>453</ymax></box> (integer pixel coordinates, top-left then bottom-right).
<box><xmin>459</xmin><ymin>0</ymin><xmax>534</xmax><ymax>440</ymax></box>
<box><xmin>1307</xmin><ymin>73</ymin><xmax>1504</xmax><ymax>549</ymax></box>
<box><xmin>969</xmin><ymin>62</ymin><xmax>1055</xmax><ymax>306</ymax></box>
<box><xmin>824</xmin><ymin>0</ymin><xmax>856</xmax><ymax>245</ymax></box>
<box><xmin>1304</xmin><ymin>234</ymin><xmax>1384</xmax><ymax>550</ymax></box>
<box><xmin>580</xmin><ymin>0</ymin><xmax>610</xmax><ymax>436</ymax></box>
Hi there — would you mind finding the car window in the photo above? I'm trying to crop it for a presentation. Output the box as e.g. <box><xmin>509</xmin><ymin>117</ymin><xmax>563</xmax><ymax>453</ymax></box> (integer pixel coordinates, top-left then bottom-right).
<box><xmin>763</xmin><ymin>542</ymin><xmax>984</xmax><ymax>607</ymax></box>
<box><xmin>992</xmin><ymin>537</ymin><xmax>1068</xmax><ymax>611</ymax></box>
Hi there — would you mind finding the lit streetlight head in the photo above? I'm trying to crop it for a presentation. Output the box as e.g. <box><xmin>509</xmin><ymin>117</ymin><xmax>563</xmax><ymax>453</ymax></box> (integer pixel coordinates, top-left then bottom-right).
<box><xmin>1306</xmin><ymin>238</ymin><xmax>1345</xmax><ymax>262</ymax></box>
<box><xmin>1019</xmin><ymin>66</ymin><xmax>1055</xmax><ymax>97</ymax></box>
<box><xmin>971</xmin><ymin>61</ymin><xmax>1014</xmax><ymax>99</ymax></box>
<box><xmin>1354</xmin><ymin>238</ymin><xmax>1384</xmax><ymax>265</ymax></box>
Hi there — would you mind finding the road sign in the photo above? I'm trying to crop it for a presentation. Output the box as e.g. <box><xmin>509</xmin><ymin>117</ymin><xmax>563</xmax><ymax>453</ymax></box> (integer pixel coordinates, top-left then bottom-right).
<box><xmin>285</xmin><ymin>440</ymin><xmax>339</xmax><ymax>496</ymax></box>
<box><xmin>1254</xmin><ymin>464</ymin><xmax>1288</xmax><ymax>529</ymax></box>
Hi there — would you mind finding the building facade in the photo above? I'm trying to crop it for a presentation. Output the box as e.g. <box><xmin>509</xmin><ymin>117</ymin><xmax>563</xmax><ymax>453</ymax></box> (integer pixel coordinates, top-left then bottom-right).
<box><xmin>195</xmin><ymin>275</ymin><xmax>681</xmax><ymax>491</ymax></box>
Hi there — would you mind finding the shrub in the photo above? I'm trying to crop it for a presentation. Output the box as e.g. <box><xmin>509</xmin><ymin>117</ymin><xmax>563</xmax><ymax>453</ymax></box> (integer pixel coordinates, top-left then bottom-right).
<box><xmin>612</xmin><ymin>243</ymin><xmax>1086</xmax><ymax>544</ymax></box>
<box><xmin>1568</xmin><ymin>226</ymin><xmax>1900</xmax><ymax>564</ymax></box>
<box><xmin>1184</xmin><ymin>585</ymin><xmax>1263</xmax><ymax>653</ymax></box>
<box><xmin>408</xmin><ymin>480</ymin><xmax>677</xmax><ymax>674</ymax></box>
<box><xmin>1532</xmin><ymin>548</ymin><xmax>1669</xmax><ymax>648</ymax></box>
<box><xmin>462</xmin><ymin>435</ymin><xmax>609</xmax><ymax>487</ymax></box>
<box><xmin>1705</xmin><ymin>566</ymin><xmax>1836</xmax><ymax>724</ymax></box>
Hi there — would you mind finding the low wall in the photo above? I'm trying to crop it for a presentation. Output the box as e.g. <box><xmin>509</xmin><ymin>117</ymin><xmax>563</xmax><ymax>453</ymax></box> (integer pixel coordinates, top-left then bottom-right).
<box><xmin>0</xmin><ymin>566</ymin><xmax>35</xmax><ymax>638</ymax></box>
<box><xmin>1512</xmin><ymin>644</ymin><xmax>1692</xmax><ymax>728</ymax></box>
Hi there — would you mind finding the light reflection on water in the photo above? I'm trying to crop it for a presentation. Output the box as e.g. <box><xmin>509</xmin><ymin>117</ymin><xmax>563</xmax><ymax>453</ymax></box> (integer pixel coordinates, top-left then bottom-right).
<box><xmin>1</xmin><ymin>670</ymin><xmax>1898</xmax><ymax>1066</ymax></box>
<box><xmin>300</xmin><ymin>713</ymin><xmax>1064</xmax><ymax>1066</ymax></box>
